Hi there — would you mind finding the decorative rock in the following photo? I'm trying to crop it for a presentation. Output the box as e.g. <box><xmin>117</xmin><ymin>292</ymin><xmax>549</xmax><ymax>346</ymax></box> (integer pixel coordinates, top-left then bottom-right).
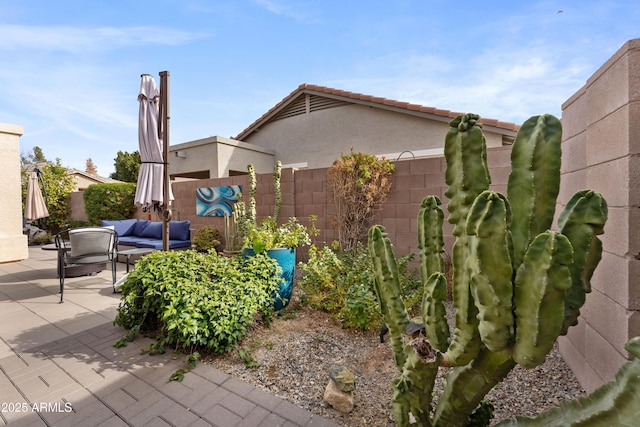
<box><xmin>329</xmin><ymin>365</ymin><xmax>355</xmax><ymax>392</ymax></box>
<box><xmin>323</xmin><ymin>379</ymin><xmax>354</xmax><ymax>413</ymax></box>
<box><xmin>27</xmin><ymin>226</ymin><xmax>49</xmax><ymax>245</ymax></box>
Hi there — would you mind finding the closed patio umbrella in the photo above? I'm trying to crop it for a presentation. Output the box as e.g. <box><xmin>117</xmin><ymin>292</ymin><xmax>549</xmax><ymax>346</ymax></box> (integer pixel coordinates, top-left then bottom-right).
<box><xmin>25</xmin><ymin>170</ymin><xmax>49</xmax><ymax>221</ymax></box>
<box><xmin>134</xmin><ymin>73</ymin><xmax>173</xmax><ymax>210</ymax></box>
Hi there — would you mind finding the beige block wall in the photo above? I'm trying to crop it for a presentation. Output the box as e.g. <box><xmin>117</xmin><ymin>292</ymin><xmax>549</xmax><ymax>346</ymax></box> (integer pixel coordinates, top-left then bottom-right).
<box><xmin>171</xmin><ymin>145</ymin><xmax>512</xmax><ymax>263</ymax></box>
<box><xmin>559</xmin><ymin>38</ymin><xmax>640</xmax><ymax>392</ymax></box>
<box><xmin>0</xmin><ymin>123</ymin><xmax>28</xmax><ymax>263</ymax></box>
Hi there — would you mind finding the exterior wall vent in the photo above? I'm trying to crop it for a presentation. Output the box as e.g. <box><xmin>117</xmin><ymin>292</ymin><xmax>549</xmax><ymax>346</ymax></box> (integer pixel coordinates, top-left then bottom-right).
<box><xmin>273</xmin><ymin>94</ymin><xmax>348</xmax><ymax>121</ymax></box>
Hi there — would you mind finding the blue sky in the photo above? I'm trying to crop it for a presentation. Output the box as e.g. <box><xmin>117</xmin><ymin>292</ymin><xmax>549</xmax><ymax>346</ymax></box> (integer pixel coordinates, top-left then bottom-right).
<box><xmin>2</xmin><ymin>1</ymin><xmax>638</xmax><ymax>176</ymax></box>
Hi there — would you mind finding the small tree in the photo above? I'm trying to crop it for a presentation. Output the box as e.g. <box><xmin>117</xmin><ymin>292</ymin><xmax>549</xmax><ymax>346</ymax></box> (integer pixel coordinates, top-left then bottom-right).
<box><xmin>110</xmin><ymin>150</ymin><xmax>140</xmax><ymax>182</ymax></box>
<box><xmin>327</xmin><ymin>149</ymin><xmax>395</xmax><ymax>250</ymax></box>
<box><xmin>21</xmin><ymin>146</ymin><xmax>47</xmax><ymax>166</ymax></box>
<box><xmin>85</xmin><ymin>158</ymin><xmax>97</xmax><ymax>175</ymax></box>
<box><xmin>40</xmin><ymin>159</ymin><xmax>75</xmax><ymax>232</ymax></box>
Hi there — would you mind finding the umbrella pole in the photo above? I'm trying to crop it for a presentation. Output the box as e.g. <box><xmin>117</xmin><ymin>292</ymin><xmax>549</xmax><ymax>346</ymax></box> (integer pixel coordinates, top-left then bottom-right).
<box><xmin>159</xmin><ymin>71</ymin><xmax>170</xmax><ymax>252</ymax></box>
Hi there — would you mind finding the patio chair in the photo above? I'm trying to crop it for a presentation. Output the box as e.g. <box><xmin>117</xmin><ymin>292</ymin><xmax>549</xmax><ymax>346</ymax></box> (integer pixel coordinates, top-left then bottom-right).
<box><xmin>55</xmin><ymin>227</ymin><xmax>118</xmax><ymax>303</ymax></box>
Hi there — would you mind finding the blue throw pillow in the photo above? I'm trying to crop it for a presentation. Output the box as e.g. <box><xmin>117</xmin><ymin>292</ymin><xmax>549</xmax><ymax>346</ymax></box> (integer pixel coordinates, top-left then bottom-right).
<box><xmin>140</xmin><ymin>222</ymin><xmax>162</xmax><ymax>239</ymax></box>
<box><xmin>101</xmin><ymin>219</ymin><xmax>137</xmax><ymax>237</ymax></box>
<box><xmin>169</xmin><ymin>220</ymin><xmax>191</xmax><ymax>241</ymax></box>
<box><xmin>133</xmin><ymin>219</ymin><xmax>151</xmax><ymax>237</ymax></box>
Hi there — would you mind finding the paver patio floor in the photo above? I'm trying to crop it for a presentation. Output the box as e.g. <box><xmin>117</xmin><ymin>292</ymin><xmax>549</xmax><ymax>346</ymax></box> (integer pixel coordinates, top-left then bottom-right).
<box><xmin>0</xmin><ymin>247</ymin><xmax>339</xmax><ymax>426</ymax></box>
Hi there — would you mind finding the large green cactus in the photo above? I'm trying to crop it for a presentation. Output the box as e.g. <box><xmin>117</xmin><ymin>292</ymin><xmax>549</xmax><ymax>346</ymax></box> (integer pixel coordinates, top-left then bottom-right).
<box><xmin>368</xmin><ymin>113</ymin><xmax>622</xmax><ymax>427</ymax></box>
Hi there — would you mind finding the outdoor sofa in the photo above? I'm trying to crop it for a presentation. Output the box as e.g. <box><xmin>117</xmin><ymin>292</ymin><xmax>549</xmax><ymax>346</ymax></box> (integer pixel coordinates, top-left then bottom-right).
<box><xmin>101</xmin><ymin>219</ymin><xmax>191</xmax><ymax>251</ymax></box>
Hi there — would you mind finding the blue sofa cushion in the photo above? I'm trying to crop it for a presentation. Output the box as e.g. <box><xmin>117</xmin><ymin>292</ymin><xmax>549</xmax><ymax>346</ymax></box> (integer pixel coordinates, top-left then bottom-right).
<box><xmin>133</xmin><ymin>219</ymin><xmax>151</xmax><ymax>237</ymax></box>
<box><xmin>139</xmin><ymin>222</ymin><xmax>162</xmax><ymax>239</ymax></box>
<box><xmin>101</xmin><ymin>219</ymin><xmax>137</xmax><ymax>237</ymax></box>
<box><xmin>117</xmin><ymin>236</ymin><xmax>146</xmax><ymax>246</ymax></box>
<box><xmin>135</xmin><ymin>240</ymin><xmax>192</xmax><ymax>250</ymax></box>
<box><xmin>169</xmin><ymin>220</ymin><xmax>191</xmax><ymax>241</ymax></box>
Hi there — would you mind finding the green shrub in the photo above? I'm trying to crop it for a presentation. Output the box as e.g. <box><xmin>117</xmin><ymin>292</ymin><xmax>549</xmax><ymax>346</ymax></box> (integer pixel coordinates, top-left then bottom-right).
<box><xmin>327</xmin><ymin>150</ymin><xmax>395</xmax><ymax>249</ymax></box>
<box><xmin>38</xmin><ymin>160</ymin><xmax>75</xmax><ymax>232</ymax></box>
<box><xmin>114</xmin><ymin>250</ymin><xmax>282</xmax><ymax>353</ymax></box>
<box><xmin>192</xmin><ymin>226</ymin><xmax>222</xmax><ymax>252</ymax></box>
<box><xmin>299</xmin><ymin>242</ymin><xmax>421</xmax><ymax>330</ymax></box>
<box><xmin>83</xmin><ymin>183</ymin><xmax>137</xmax><ymax>225</ymax></box>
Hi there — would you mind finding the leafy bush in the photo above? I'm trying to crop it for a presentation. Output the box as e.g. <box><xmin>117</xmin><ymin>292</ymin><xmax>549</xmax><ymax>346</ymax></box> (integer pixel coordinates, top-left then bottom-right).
<box><xmin>299</xmin><ymin>242</ymin><xmax>421</xmax><ymax>330</ymax></box>
<box><xmin>114</xmin><ymin>250</ymin><xmax>282</xmax><ymax>353</ymax></box>
<box><xmin>192</xmin><ymin>226</ymin><xmax>222</xmax><ymax>252</ymax></box>
<box><xmin>327</xmin><ymin>150</ymin><xmax>395</xmax><ymax>249</ymax></box>
<box><xmin>38</xmin><ymin>160</ymin><xmax>76</xmax><ymax>232</ymax></box>
<box><xmin>83</xmin><ymin>183</ymin><xmax>137</xmax><ymax>225</ymax></box>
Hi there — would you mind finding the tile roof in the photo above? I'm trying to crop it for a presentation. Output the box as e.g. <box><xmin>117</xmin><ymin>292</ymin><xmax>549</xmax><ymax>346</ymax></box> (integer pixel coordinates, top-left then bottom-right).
<box><xmin>68</xmin><ymin>169</ymin><xmax>121</xmax><ymax>183</ymax></box>
<box><xmin>235</xmin><ymin>83</ymin><xmax>520</xmax><ymax>140</ymax></box>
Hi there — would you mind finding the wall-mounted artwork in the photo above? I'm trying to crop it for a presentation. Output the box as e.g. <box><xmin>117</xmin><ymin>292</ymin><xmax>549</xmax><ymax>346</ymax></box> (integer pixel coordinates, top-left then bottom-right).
<box><xmin>196</xmin><ymin>185</ymin><xmax>242</xmax><ymax>216</ymax></box>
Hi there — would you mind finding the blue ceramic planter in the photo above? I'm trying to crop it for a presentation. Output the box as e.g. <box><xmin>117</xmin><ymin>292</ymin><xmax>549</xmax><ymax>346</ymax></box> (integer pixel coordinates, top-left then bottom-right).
<box><xmin>243</xmin><ymin>247</ymin><xmax>296</xmax><ymax>311</ymax></box>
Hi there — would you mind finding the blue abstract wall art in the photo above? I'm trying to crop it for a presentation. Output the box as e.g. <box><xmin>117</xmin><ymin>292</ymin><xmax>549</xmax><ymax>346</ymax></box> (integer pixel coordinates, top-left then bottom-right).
<box><xmin>196</xmin><ymin>185</ymin><xmax>242</xmax><ymax>216</ymax></box>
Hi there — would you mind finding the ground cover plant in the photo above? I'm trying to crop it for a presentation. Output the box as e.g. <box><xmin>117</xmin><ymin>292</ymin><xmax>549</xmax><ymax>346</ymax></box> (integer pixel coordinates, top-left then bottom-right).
<box><xmin>367</xmin><ymin>113</ymin><xmax>640</xmax><ymax>426</ymax></box>
<box><xmin>114</xmin><ymin>250</ymin><xmax>282</xmax><ymax>357</ymax></box>
<box><xmin>299</xmin><ymin>241</ymin><xmax>422</xmax><ymax>331</ymax></box>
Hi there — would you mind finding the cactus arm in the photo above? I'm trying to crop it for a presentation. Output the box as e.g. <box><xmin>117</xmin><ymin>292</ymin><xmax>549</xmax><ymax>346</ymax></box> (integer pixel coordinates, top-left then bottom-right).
<box><xmin>466</xmin><ymin>190</ymin><xmax>514</xmax><ymax>352</ymax></box>
<box><xmin>507</xmin><ymin>114</ymin><xmax>563</xmax><ymax>268</ymax></box>
<box><xmin>496</xmin><ymin>336</ymin><xmax>640</xmax><ymax>427</ymax></box>
<box><xmin>444</xmin><ymin>113</ymin><xmax>491</xmax><ymax>237</ymax></box>
<box><xmin>441</xmin><ymin>114</ymin><xmax>490</xmax><ymax>366</ymax></box>
<box><xmin>557</xmin><ymin>190</ymin><xmax>608</xmax><ymax>335</ymax></box>
<box><xmin>512</xmin><ymin>231</ymin><xmax>573</xmax><ymax>368</ymax></box>
<box><xmin>369</xmin><ymin>225</ymin><xmax>410</xmax><ymax>369</ymax></box>
<box><xmin>418</xmin><ymin>195</ymin><xmax>450</xmax><ymax>352</ymax></box>
<box><xmin>434</xmin><ymin>348</ymin><xmax>515</xmax><ymax>427</ymax></box>
<box><xmin>418</xmin><ymin>195</ymin><xmax>446</xmax><ymax>281</ymax></box>
<box><xmin>443</xmin><ymin>239</ymin><xmax>482</xmax><ymax>366</ymax></box>
<box><xmin>392</xmin><ymin>349</ymin><xmax>439</xmax><ymax>427</ymax></box>
<box><xmin>421</xmin><ymin>272</ymin><xmax>450</xmax><ymax>352</ymax></box>
<box><xmin>369</xmin><ymin>225</ymin><xmax>439</xmax><ymax>426</ymax></box>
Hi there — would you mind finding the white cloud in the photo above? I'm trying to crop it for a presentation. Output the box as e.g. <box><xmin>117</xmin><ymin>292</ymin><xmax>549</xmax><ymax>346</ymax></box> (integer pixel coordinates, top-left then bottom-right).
<box><xmin>0</xmin><ymin>25</ymin><xmax>208</xmax><ymax>53</ymax></box>
<box><xmin>252</xmin><ymin>0</ymin><xmax>321</xmax><ymax>23</ymax></box>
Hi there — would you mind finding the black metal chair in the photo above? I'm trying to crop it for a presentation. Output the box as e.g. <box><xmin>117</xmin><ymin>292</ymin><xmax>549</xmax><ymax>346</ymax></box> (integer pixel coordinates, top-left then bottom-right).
<box><xmin>55</xmin><ymin>227</ymin><xmax>118</xmax><ymax>303</ymax></box>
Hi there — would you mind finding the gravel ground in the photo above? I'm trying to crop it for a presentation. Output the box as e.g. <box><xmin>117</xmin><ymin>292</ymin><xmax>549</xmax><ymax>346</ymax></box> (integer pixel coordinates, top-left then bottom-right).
<box><xmin>204</xmin><ymin>287</ymin><xmax>586</xmax><ymax>426</ymax></box>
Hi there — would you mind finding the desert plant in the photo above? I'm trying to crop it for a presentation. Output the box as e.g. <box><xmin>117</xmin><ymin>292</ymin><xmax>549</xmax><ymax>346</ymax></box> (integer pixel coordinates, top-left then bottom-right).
<box><xmin>192</xmin><ymin>226</ymin><xmax>222</xmax><ymax>253</ymax></box>
<box><xmin>223</xmin><ymin>197</ymin><xmax>246</xmax><ymax>253</ymax></box>
<box><xmin>496</xmin><ymin>336</ymin><xmax>640</xmax><ymax>426</ymax></box>
<box><xmin>299</xmin><ymin>241</ymin><xmax>421</xmax><ymax>330</ymax></box>
<box><xmin>243</xmin><ymin>161</ymin><xmax>317</xmax><ymax>252</ymax></box>
<box><xmin>328</xmin><ymin>149</ymin><xmax>395</xmax><ymax>250</ymax></box>
<box><xmin>368</xmin><ymin>113</ymin><xmax>618</xmax><ymax>426</ymax></box>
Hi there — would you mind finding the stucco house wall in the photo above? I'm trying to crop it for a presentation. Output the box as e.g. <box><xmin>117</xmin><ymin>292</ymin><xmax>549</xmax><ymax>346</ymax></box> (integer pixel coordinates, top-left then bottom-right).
<box><xmin>558</xmin><ymin>38</ymin><xmax>640</xmax><ymax>392</ymax></box>
<box><xmin>241</xmin><ymin>102</ymin><xmax>506</xmax><ymax>169</ymax></box>
<box><xmin>235</xmin><ymin>85</ymin><xmax>517</xmax><ymax>171</ymax></box>
<box><xmin>0</xmin><ymin>123</ymin><xmax>28</xmax><ymax>263</ymax></box>
<box><xmin>167</xmin><ymin>85</ymin><xmax>518</xmax><ymax>179</ymax></box>
<box><xmin>169</xmin><ymin>136</ymin><xmax>275</xmax><ymax>179</ymax></box>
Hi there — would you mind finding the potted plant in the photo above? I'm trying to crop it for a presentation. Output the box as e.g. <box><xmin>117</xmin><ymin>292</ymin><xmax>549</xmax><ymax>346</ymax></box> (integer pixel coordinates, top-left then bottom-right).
<box><xmin>241</xmin><ymin>161</ymin><xmax>317</xmax><ymax>310</ymax></box>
